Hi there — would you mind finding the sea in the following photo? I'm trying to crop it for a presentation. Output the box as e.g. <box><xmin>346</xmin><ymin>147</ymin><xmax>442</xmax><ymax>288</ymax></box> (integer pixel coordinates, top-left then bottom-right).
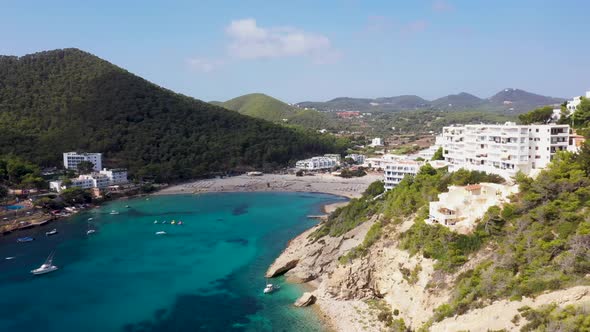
<box><xmin>0</xmin><ymin>192</ymin><xmax>346</xmax><ymax>332</ymax></box>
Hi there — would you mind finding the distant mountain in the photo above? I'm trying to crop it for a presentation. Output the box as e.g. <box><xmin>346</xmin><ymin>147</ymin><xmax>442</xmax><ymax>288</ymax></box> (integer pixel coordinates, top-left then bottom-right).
<box><xmin>0</xmin><ymin>49</ymin><xmax>344</xmax><ymax>181</ymax></box>
<box><xmin>431</xmin><ymin>92</ymin><xmax>486</xmax><ymax>109</ymax></box>
<box><xmin>488</xmin><ymin>88</ymin><xmax>564</xmax><ymax>112</ymax></box>
<box><xmin>297</xmin><ymin>89</ymin><xmax>565</xmax><ymax>114</ymax></box>
<box><xmin>216</xmin><ymin>93</ymin><xmax>331</xmax><ymax>129</ymax></box>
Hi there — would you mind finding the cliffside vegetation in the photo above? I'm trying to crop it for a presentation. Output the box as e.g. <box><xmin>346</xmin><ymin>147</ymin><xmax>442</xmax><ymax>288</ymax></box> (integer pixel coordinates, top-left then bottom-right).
<box><xmin>429</xmin><ymin>151</ymin><xmax>590</xmax><ymax>323</ymax></box>
<box><xmin>0</xmin><ymin>49</ymin><xmax>347</xmax><ymax>182</ymax></box>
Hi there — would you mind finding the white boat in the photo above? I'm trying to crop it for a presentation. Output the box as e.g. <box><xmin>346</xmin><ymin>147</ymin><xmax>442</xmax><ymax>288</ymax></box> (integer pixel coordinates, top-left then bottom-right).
<box><xmin>110</xmin><ymin>210</ymin><xmax>119</xmax><ymax>215</ymax></box>
<box><xmin>154</xmin><ymin>220</ymin><xmax>158</xmax><ymax>224</ymax></box>
<box><xmin>86</xmin><ymin>229</ymin><xmax>96</xmax><ymax>235</ymax></box>
<box><xmin>87</xmin><ymin>217</ymin><xmax>93</xmax><ymax>221</ymax></box>
<box><xmin>45</xmin><ymin>229</ymin><xmax>58</xmax><ymax>236</ymax></box>
<box><xmin>155</xmin><ymin>231</ymin><xmax>166</xmax><ymax>235</ymax></box>
<box><xmin>5</xmin><ymin>257</ymin><xmax>15</xmax><ymax>260</ymax></box>
<box><xmin>31</xmin><ymin>252</ymin><xmax>58</xmax><ymax>275</ymax></box>
<box><xmin>263</xmin><ymin>283</ymin><xmax>280</xmax><ymax>294</ymax></box>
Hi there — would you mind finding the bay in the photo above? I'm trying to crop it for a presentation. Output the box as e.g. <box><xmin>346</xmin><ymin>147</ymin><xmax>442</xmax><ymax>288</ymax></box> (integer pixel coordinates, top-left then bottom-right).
<box><xmin>0</xmin><ymin>192</ymin><xmax>345</xmax><ymax>332</ymax></box>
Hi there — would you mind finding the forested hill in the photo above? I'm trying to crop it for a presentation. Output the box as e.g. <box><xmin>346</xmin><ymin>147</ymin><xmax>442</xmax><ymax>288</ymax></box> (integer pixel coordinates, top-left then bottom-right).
<box><xmin>216</xmin><ymin>93</ymin><xmax>332</xmax><ymax>129</ymax></box>
<box><xmin>0</xmin><ymin>49</ymin><xmax>346</xmax><ymax>182</ymax></box>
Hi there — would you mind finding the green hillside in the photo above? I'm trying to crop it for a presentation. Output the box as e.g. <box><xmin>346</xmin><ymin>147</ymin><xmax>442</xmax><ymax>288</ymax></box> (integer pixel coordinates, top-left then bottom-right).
<box><xmin>219</xmin><ymin>93</ymin><xmax>332</xmax><ymax>129</ymax></box>
<box><xmin>0</xmin><ymin>49</ymin><xmax>346</xmax><ymax>182</ymax></box>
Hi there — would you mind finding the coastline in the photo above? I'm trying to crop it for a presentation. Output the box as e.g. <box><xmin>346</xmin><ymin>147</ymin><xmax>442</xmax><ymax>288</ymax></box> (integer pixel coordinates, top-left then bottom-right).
<box><xmin>154</xmin><ymin>173</ymin><xmax>382</xmax><ymax>200</ymax></box>
<box><xmin>156</xmin><ymin>173</ymin><xmax>383</xmax><ymax>331</ymax></box>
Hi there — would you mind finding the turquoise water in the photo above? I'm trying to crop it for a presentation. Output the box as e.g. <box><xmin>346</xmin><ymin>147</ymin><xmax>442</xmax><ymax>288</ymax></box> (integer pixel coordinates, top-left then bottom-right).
<box><xmin>5</xmin><ymin>205</ymin><xmax>23</xmax><ymax>210</ymax></box>
<box><xmin>0</xmin><ymin>192</ymin><xmax>345</xmax><ymax>332</ymax></box>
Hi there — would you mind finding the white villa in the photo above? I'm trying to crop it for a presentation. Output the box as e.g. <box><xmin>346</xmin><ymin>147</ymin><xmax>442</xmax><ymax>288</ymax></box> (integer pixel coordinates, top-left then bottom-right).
<box><xmin>63</xmin><ymin>152</ymin><xmax>102</xmax><ymax>171</ymax></box>
<box><xmin>565</xmin><ymin>90</ymin><xmax>590</xmax><ymax>115</ymax></box>
<box><xmin>442</xmin><ymin>122</ymin><xmax>573</xmax><ymax>179</ymax></box>
<box><xmin>369</xmin><ymin>137</ymin><xmax>383</xmax><ymax>147</ymax></box>
<box><xmin>427</xmin><ymin>183</ymin><xmax>518</xmax><ymax>233</ymax></box>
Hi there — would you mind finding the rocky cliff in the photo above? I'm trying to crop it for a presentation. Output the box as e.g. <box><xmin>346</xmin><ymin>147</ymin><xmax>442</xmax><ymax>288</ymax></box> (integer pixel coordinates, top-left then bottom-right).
<box><xmin>267</xmin><ymin>217</ymin><xmax>590</xmax><ymax>331</ymax></box>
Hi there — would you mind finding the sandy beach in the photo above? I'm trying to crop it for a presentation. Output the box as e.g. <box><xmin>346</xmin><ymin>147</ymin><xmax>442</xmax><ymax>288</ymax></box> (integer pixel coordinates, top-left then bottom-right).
<box><xmin>156</xmin><ymin>173</ymin><xmax>383</xmax><ymax>199</ymax></box>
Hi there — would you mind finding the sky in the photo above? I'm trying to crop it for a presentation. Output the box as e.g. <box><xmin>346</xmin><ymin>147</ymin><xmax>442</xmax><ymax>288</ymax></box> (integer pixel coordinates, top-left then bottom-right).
<box><xmin>2</xmin><ymin>0</ymin><xmax>589</xmax><ymax>103</ymax></box>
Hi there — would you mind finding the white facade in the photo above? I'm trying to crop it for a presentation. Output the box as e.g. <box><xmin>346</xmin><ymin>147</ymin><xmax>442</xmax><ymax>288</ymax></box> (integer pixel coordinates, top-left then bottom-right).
<box><xmin>384</xmin><ymin>160</ymin><xmax>424</xmax><ymax>190</ymax></box>
<box><xmin>427</xmin><ymin>183</ymin><xmax>518</xmax><ymax>233</ymax></box>
<box><xmin>324</xmin><ymin>154</ymin><xmax>342</xmax><ymax>165</ymax></box>
<box><xmin>49</xmin><ymin>180</ymin><xmax>63</xmax><ymax>192</ymax></box>
<box><xmin>99</xmin><ymin>168</ymin><xmax>128</xmax><ymax>185</ymax></box>
<box><xmin>345</xmin><ymin>154</ymin><xmax>366</xmax><ymax>164</ymax></box>
<box><xmin>565</xmin><ymin>91</ymin><xmax>590</xmax><ymax>115</ymax></box>
<box><xmin>295</xmin><ymin>157</ymin><xmax>337</xmax><ymax>170</ymax></box>
<box><xmin>63</xmin><ymin>152</ymin><xmax>102</xmax><ymax>171</ymax></box>
<box><xmin>370</xmin><ymin>137</ymin><xmax>383</xmax><ymax>147</ymax></box>
<box><xmin>442</xmin><ymin>123</ymin><xmax>571</xmax><ymax>179</ymax></box>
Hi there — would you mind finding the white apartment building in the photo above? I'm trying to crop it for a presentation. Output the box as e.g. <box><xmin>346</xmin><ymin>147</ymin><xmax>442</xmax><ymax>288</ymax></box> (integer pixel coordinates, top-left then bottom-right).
<box><xmin>345</xmin><ymin>154</ymin><xmax>366</xmax><ymax>165</ymax></box>
<box><xmin>384</xmin><ymin>160</ymin><xmax>424</xmax><ymax>190</ymax></box>
<box><xmin>63</xmin><ymin>152</ymin><xmax>102</xmax><ymax>171</ymax></box>
<box><xmin>295</xmin><ymin>157</ymin><xmax>338</xmax><ymax>171</ymax></box>
<box><xmin>442</xmin><ymin>123</ymin><xmax>571</xmax><ymax>179</ymax></box>
<box><xmin>99</xmin><ymin>168</ymin><xmax>128</xmax><ymax>185</ymax></box>
<box><xmin>49</xmin><ymin>173</ymin><xmax>110</xmax><ymax>193</ymax></box>
<box><xmin>324</xmin><ymin>154</ymin><xmax>342</xmax><ymax>165</ymax></box>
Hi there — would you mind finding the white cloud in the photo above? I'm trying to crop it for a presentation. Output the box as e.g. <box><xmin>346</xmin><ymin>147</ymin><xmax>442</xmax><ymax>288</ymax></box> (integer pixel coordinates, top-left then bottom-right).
<box><xmin>224</xmin><ymin>18</ymin><xmax>339</xmax><ymax>63</ymax></box>
<box><xmin>186</xmin><ymin>57</ymin><xmax>225</xmax><ymax>73</ymax></box>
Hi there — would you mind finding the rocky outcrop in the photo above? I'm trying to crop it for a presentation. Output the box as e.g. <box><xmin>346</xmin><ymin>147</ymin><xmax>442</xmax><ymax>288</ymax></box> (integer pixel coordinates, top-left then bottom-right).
<box><xmin>266</xmin><ymin>259</ymin><xmax>299</xmax><ymax>278</ymax></box>
<box><xmin>266</xmin><ymin>217</ymin><xmax>377</xmax><ymax>282</ymax></box>
<box><xmin>294</xmin><ymin>292</ymin><xmax>316</xmax><ymax>307</ymax></box>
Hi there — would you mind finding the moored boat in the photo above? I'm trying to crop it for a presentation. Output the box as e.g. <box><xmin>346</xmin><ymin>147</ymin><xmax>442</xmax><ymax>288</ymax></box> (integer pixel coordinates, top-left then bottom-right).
<box><xmin>109</xmin><ymin>210</ymin><xmax>119</xmax><ymax>215</ymax></box>
<box><xmin>155</xmin><ymin>231</ymin><xmax>166</xmax><ymax>235</ymax></box>
<box><xmin>45</xmin><ymin>229</ymin><xmax>58</xmax><ymax>236</ymax></box>
<box><xmin>31</xmin><ymin>252</ymin><xmax>58</xmax><ymax>275</ymax></box>
<box><xmin>17</xmin><ymin>237</ymin><xmax>34</xmax><ymax>243</ymax></box>
<box><xmin>263</xmin><ymin>283</ymin><xmax>280</xmax><ymax>294</ymax></box>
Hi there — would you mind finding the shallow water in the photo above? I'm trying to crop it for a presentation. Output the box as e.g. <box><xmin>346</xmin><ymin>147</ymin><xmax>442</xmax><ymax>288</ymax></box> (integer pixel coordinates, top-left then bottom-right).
<box><xmin>0</xmin><ymin>192</ymin><xmax>345</xmax><ymax>332</ymax></box>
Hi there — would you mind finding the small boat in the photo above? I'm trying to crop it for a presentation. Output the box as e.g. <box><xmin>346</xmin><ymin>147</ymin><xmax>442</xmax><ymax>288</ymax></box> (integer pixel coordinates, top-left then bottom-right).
<box><xmin>31</xmin><ymin>252</ymin><xmax>58</xmax><ymax>275</ymax></box>
<box><xmin>162</xmin><ymin>220</ymin><xmax>167</xmax><ymax>224</ymax></box>
<box><xmin>171</xmin><ymin>220</ymin><xmax>176</xmax><ymax>225</ymax></box>
<box><xmin>154</xmin><ymin>220</ymin><xmax>158</xmax><ymax>224</ymax></box>
<box><xmin>155</xmin><ymin>231</ymin><xmax>166</xmax><ymax>235</ymax></box>
<box><xmin>87</xmin><ymin>217</ymin><xmax>93</xmax><ymax>221</ymax></box>
<box><xmin>125</xmin><ymin>205</ymin><xmax>130</xmax><ymax>208</ymax></box>
<box><xmin>109</xmin><ymin>210</ymin><xmax>119</xmax><ymax>215</ymax></box>
<box><xmin>178</xmin><ymin>221</ymin><xmax>183</xmax><ymax>225</ymax></box>
<box><xmin>263</xmin><ymin>283</ymin><xmax>280</xmax><ymax>294</ymax></box>
<box><xmin>86</xmin><ymin>229</ymin><xmax>96</xmax><ymax>235</ymax></box>
<box><xmin>17</xmin><ymin>237</ymin><xmax>34</xmax><ymax>243</ymax></box>
<box><xmin>45</xmin><ymin>229</ymin><xmax>58</xmax><ymax>236</ymax></box>
<box><xmin>5</xmin><ymin>257</ymin><xmax>15</xmax><ymax>260</ymax></box>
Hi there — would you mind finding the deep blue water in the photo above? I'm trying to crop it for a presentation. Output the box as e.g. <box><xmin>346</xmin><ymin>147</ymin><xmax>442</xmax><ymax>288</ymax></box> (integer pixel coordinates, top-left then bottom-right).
<box><xmin>0</xmin><ymin>192</ymin><xmax>345</xmax><ymax>332</ymax></box>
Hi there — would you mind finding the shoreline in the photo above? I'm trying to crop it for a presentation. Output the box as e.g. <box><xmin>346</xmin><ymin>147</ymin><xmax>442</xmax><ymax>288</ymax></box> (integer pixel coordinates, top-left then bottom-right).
<box><xmin>155</xmin><ymin>173</ymin><xmax>382</xmax><ymax>200</ymax></box>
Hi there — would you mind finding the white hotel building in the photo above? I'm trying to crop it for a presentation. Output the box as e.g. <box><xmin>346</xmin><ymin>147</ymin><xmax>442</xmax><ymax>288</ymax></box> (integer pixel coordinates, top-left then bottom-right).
<box><xmin>63</xmin><ymin>152</ymin><xmax>102</xmax><ymax>172</ymax></box>
<box><xmin>442</xmin><ymin>122</ymin><xmax>571</xmax><ymax>179</ymax></box>
<box><xmin>295</xmin><ymin>156</ymin><xmax>338</xmax><ymax>171</ymax></box>
<box><xmin>384</xmin><ymin>159</ymin><xmax>424</xmax><ymax>190</ymax></box>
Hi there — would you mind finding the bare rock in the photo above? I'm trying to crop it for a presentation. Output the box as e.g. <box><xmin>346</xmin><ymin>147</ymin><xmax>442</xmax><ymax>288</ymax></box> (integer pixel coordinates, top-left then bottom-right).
<box><xmin>294</xmin><ymin>292</ymin><xmax>316</xmax><ymax>307</ymax></box>
<box><xmin>266</xmin><ymin>259</ymin><xmax>299</xmax><ymax>278</ymax></box>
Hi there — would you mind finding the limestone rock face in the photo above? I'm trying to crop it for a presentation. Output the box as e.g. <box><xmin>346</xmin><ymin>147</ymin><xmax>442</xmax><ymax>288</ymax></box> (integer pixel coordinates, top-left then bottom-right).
<box><xmin>294</xmin><ymin>292</ymin><xmax>316</xmax><ymax>307</ymax></box>
<box><xmin>266</xmin><ymin>259</ymin><xmax>299</xmax><ymax>278</ymax></box>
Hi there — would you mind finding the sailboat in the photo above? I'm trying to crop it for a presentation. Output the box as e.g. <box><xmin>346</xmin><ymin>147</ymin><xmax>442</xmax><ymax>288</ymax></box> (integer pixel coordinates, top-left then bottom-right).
<box><xmin>31</xmin><ymin>252</ymin><xmax>58</xmax><ymax>275</ymax></box>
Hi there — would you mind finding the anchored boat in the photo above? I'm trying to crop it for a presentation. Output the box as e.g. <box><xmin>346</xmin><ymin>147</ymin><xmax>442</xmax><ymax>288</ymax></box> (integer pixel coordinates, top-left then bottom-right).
<box><xmin>31</xmin><ymin>252</ymin><xmax>58</xmax><ymax>275</ymax></box>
